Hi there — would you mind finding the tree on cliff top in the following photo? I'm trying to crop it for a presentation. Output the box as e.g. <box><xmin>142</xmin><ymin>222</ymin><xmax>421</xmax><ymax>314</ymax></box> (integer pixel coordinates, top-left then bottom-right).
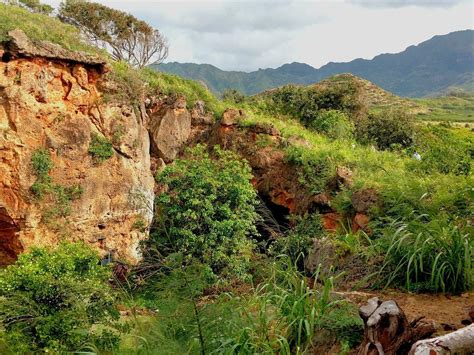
<box><xmin>59</xmin><ymin>0</ymin><xmax>168</xmax><ymax>68</ymax></box>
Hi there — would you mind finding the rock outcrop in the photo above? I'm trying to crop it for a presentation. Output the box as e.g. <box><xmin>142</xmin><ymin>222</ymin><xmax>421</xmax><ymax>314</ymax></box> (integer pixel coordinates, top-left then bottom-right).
<box><xmin>0</xmin><ymin>30</ymin><xmax>154</xmax><ymax>264</ymax></box>
<box><xmin>148</xmin><ymin>96</ymin><xmax>192</xmax><ymax>162</ymax></box>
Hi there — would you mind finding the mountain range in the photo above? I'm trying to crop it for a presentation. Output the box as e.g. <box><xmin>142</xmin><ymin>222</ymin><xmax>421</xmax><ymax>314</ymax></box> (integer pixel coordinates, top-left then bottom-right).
<box><xmin>152</xmin><ymin>30</ymin><xmax>474</xmax><ymax>98</ymax></box>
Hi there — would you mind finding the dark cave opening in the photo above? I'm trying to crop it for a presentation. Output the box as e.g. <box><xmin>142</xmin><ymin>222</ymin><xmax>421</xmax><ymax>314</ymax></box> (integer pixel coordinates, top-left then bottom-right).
<box><xmin>0</xmin><ymin>207</ymin><xmax>23</xmax><ymax>266</ymax></box>
<box><xmin>256</xmin><ymin>194</ymin><xmax>291</xmax><ymax>245</ymax></box>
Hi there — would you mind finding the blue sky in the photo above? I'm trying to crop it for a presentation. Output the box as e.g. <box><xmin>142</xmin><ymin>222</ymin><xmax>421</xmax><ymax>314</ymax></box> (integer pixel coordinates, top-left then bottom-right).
<box><xmin>43</xmin><ymin>0</ymin><xmax>474</xmax><ymax>71</ymax></box>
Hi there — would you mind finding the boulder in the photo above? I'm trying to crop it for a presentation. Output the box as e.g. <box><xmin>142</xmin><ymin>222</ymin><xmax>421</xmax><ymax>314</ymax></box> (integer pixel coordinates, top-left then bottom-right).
<box><xmin>352</xmin><ymin>213</ymin><xmax>370</xmax><ymax>233</ymax></box>
<box><xmin>352</xmin><ymin>188</ymin><xmax>380</xmax><ymax>213</ymax></box>
<box><xmin>327</xmin><ymin>166</ymin><xmax>353</xmax><ymax>191</ymax></box>
<box><xmin>221</xmin><ymin>108</ymin><xmax>245</xmax><ymax>126</ymax></box>
<box><xmin>191</xmin><ymin>100</ymin><xmax>213</xmax><ymax>125</ymax></box>
<box><xmin>148</xmin><ymin>96</ymin><xmax>191</xmax><ymax>162</ymax></box>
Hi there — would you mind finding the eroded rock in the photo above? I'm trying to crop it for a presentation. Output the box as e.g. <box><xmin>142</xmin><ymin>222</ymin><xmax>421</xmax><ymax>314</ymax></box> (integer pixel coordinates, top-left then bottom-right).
<box><xmin>148</xmin><ymin>96</ymin><xmax>191</xmax><ymax>162</ymax></box>
<box><xmin>0</xmin><ymin>38</ymin><xmax>154</xmax><ymax>264</ymax></box>
<box><xmin>221</xmin><ymin>108</ymin><xmax>246</xmax><ymax>126</ymax></box>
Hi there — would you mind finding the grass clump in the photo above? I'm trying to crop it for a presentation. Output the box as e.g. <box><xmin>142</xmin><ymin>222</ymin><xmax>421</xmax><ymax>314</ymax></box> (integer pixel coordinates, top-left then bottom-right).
<box><xmin>0</xmin><ymin>3</ymin><xmax>102</xmax><ymax>56</ymax></box>
<box><xmin>375</xmin><ymin>218</ymin><xmax>473</xmax><ymax>293</ymax></box>
<box><xmin>88</xmin><ymin>133</ymin><xmax>114</xmax><ymax>163</ymax></box>
<box><xmin>0</xmin><ymin>242</ymin><xmax>124</xmax><ymax>353</ymax></box>
<box><xmin>141</xmin><ymin>68</ymin><xmax>225</xmax><ymax>117</ymax></box>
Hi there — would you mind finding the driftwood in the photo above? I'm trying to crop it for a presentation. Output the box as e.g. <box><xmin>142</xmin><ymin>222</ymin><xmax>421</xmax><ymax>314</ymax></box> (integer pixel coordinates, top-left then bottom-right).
<box><xmin>358</xmin><ymin>297</ymin><xmax>436</xmax><ymax>355</ymax></box>
<box><xmin>409</xmin><ymin>324</ymin><xmax>474</xmax><ymax>354</ymax></box>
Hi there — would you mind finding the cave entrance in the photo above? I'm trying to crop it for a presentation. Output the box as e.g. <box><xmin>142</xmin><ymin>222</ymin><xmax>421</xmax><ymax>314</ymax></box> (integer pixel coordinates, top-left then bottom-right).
<box><xmin>256</xmin><ymin>194</ymin><xmax>291</xmax><ymax>244</ymax></box>
<box><xmin>0</xmin><ymin>207</ymin><xmax>22</xmax><ymax>266</ymax></box>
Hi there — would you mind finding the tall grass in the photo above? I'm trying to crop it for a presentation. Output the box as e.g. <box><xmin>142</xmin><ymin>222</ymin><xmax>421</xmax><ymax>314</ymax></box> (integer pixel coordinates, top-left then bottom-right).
<box><xmin>376</xmin><ymin>218</ymin><xmax>472</xmax><ymax>293</ymax></box>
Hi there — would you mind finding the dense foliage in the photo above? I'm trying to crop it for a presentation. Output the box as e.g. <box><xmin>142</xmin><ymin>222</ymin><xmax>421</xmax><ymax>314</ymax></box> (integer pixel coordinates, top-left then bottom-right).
<box><xmin>0</xmin><ymin>243</ymin><xmax>123</xmax><ymax>352</ymax></box>
<box><xmin>356</xmin><ymin>109</ymin><xmax>416</xmax><ymax>150</ymax></box>
<box><xmin>151</xmin><ymin>145</ymin><xmax>259</xmax><ymax>277</ymax></box>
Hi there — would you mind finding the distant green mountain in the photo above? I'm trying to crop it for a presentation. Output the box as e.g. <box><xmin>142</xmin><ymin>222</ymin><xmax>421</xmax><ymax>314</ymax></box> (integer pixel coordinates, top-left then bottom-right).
<box><xmin>152</xmin><ymin>30</ymin><xmax>474</xmax><ymax>98</ymax></box>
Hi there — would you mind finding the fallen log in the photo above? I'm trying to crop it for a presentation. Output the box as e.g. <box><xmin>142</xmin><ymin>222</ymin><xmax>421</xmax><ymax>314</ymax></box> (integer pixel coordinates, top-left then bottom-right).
<box><xmin>409</xmin><ymin>324</ymin><xmax>474</xmax><ymax>354</ymax></box>
<box><xmin>358</xmin><ymin>297</ymin><xmax>436</xmax><ymax>355</ymax></box>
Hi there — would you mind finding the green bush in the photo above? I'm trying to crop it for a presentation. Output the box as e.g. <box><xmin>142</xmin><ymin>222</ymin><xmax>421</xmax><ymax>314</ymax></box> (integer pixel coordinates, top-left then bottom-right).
<box><xmin>309</xmin><ymin>110</ymin><xmax>355</xmax><ymax>140</ymax></box>
<box><xmin>0</xmin><ymin>243</ymin><xmax>124</xmax><ymax>352</ymax></box>
<box><xmin>88</xmin><ymin>133</ymin><xmax>114</xmax><ymax>163</ymax></box>
<box><xmin>262</xmin><ymin>80</ymin><xmax>363</xmax><ymax>127</ymax></box>
<box><xmin>356</xmin><ymin>109</ymin><xmax>416</xmax><ymax>150</ymax></box>
<box><xmin>152</xmin><ymin>144</ymin><xmax>259</xmax><ymax>278</ymax></box>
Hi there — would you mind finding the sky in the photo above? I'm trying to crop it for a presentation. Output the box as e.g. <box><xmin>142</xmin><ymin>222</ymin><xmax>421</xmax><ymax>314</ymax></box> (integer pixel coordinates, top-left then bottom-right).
<box><xmin>43</xmin><ymin>0</ymin><xmax>474</xmax><ymax>72</ymax></box>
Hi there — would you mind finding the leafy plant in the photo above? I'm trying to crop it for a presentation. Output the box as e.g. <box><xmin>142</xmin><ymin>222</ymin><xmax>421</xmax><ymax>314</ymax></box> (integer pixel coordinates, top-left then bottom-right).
<box><xmin>411</xmin><ymin>125</ymin><xmax>471</xmax><ymax>175</ymax></box>
<box><xmin>151</xmin><ymin>144</ymin><xmax>259</xmax><ymax>278</ymax></box>
<box><xmin>0</xmin><ymin>242</ymin><xmax>124</xmax><ymax>353</ymax></box>
<box><xmin>88</xmin><ymin>133</ymin><xmax>114</xmax><ymax>163</ymax></box>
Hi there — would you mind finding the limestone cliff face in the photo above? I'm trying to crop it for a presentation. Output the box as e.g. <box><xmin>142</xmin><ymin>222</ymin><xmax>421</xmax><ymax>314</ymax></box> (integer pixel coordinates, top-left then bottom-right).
<box><xmin>0</xmin><ymin>31</ymin><xmax>155</xmax><ymax>264</ymax></box>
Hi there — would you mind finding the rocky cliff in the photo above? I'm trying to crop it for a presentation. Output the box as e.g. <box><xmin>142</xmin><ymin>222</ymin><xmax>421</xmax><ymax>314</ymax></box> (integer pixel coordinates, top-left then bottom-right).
<box><xmin>0</xmin><ymin>30</ymin><xmax>371</xmax><ymax>267</ymax></box>
<box><xmin>0</xmin><ymin>30</ymin><xmax>155</xmax><ymax>264</ymax></box>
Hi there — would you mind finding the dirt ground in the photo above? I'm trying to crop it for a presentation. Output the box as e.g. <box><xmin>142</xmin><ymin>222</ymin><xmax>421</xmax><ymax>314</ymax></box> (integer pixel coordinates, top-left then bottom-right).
<box><xmin>335</xmin><ymin>289</ymin><xmax>474</xmax><ymax>331</ymax></box>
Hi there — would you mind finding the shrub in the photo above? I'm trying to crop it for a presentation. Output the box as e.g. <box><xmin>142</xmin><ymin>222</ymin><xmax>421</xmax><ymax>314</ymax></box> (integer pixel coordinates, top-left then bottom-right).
<box><xmin>356</xmin><ymin>109</ymin><xmax>416</xmax><ymax>150</ymax></box>
<box><xmin>222</xmin><ymin>88</ymin><xmax>246</xmax><ymax>103</ymax></box>
<box><xmin>88</xmin><ymin>133</ymin><xmax>114</xmax><ymax>163</ymax></box>
<box><xmin>152</xmin><ymin>144</ymin><xmax>259</xmax><ymax>278</ymax></box>
<box><xmin>309</xmin><ymin>109</ymin><xmax>355</xmax><ymax>140</ymax></box>
<box><xmin>0</xmin><ymin>243</ymin><xmax>124</xmax><ymax>352</ymax></box>
<box><xmin>31</xmin><ymin>148</ymin><xmax>53</xmax><ymax>178</ymax></box>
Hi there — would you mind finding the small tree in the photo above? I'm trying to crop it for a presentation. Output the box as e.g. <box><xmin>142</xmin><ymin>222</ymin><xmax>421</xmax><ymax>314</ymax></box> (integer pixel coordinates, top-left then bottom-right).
<box><xmin>151</xmin><ymin>145</ymin><xmax>259</xmax><ymax>277</ymax></box>
<box><xmin>59</xmin><ymin>0</ymin><xmax>168</xmax><ymax>68</ymax></box>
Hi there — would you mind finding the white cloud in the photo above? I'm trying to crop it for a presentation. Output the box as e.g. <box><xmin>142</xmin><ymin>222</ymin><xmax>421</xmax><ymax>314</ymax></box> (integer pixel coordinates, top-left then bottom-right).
<box><xmin>42</xmin><ymin>0</ymin><xmax>473</xmax><ymax>71</ymax></box>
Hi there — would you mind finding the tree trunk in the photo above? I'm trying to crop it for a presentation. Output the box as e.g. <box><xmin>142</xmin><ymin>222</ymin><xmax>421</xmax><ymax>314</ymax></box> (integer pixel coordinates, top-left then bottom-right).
<box><xmin>358</xmin><ymin>297</ymin><xmax>436</xmax><ymax>355</ymax></box>
<box><xmin>409</xmin><ymin>324</ymin><xmax>474</xmax><ymax>354</ymax></box>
